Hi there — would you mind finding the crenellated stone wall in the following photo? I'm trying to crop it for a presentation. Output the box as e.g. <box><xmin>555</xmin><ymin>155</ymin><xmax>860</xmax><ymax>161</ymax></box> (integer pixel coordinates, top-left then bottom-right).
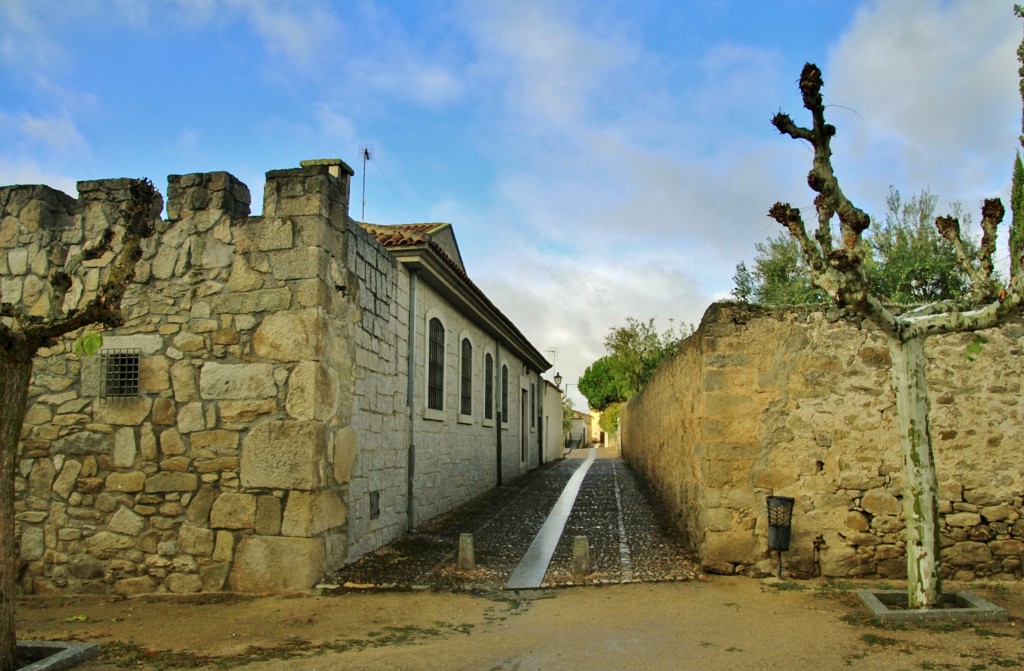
<box><xmin>7</xmin><ymin>160</ymin><xmax>384</xmax><ymax>595</ymax></box>
<box><xmin>621</xmin><ymin>302</ymin><xmax>1024</xmax><ymax>581</ymax></box>
<box><xmin>7</xmin><ymin>157</ymin><xmax>547</xmax><ymax>596</ymax></box>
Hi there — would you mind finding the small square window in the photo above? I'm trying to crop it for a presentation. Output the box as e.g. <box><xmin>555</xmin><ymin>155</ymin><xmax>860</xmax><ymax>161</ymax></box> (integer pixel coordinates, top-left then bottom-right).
<box><xmin>101</xmin><ymin>349</ymin><xmax>140</xmax><ymax>401</ymax></box>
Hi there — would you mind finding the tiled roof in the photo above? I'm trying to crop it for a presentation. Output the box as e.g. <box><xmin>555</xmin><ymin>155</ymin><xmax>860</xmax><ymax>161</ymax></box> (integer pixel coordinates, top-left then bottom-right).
<box><xmin>358</xmin><ymin>222</ymin><xmax>449</xmax><ymax>247</ymax></box>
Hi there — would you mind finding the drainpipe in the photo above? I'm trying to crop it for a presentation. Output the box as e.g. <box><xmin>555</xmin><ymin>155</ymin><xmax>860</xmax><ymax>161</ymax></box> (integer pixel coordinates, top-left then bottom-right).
<box><xmin>537</xmin><ymin>372</ymin><xmax>543</xmax><ymax>466</ymax></box>
<box><xmin>406</xmin><ymin>270</ymin><xmax>418</xmax><ymax>532</ymax></box>
<box><xmin>495</xmin><ymin>339</ymin><xmax>502</xmax><ymax>486</ymax></box>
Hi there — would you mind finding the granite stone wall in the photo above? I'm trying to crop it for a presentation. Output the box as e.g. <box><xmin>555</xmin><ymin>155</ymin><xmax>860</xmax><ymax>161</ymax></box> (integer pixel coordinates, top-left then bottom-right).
<box><xmin>8</xmin><ymin>161</ymin><xmax>376</xmax><ymax>594</ymax></box>
<box><xmin>621</xmin><ymin>302</ymin><xmax>1024</xmax><ymax>581</ymax></box>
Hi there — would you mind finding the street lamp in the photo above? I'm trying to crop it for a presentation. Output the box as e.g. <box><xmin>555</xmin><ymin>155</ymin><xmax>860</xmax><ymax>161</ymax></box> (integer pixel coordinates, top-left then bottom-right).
<box><xmin>553</xmin><ymin>372</ymin><xmax>563</xmax><ymax>388</ymax></box>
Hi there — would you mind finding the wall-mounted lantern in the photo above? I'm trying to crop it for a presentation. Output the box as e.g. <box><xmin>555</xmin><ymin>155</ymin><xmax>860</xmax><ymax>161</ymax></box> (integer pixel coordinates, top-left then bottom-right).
<box><xmin>553</xmin><ymin>372</ymin><xmax>563</xmax><ymax>388</ymax></box>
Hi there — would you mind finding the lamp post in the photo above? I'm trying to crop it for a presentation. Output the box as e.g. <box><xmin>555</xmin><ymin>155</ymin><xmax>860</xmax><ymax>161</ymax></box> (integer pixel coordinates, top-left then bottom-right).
<box><xmin>553</xmin><ymin>372</ymin><xmax>563</xmax><ymax>389</ymax></box>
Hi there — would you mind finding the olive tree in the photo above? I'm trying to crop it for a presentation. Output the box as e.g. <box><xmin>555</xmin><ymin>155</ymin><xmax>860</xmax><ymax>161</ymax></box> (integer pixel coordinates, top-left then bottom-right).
<box><xmin>769</xmin><ymin>59</ymin><xmax>1023</xmax><ymax>608</ymax></box>
<box><xmin>0</xmin><ymin>179</ymin><xmax>160</xmax><ymax>671</ymax></box>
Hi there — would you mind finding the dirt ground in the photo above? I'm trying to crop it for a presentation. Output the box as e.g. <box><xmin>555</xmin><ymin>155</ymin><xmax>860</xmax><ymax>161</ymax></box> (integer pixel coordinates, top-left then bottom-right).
<box><xmin>15</xmin><ymin>577</ymin><xmax>1024</xmax><ymax>670</ymax></box>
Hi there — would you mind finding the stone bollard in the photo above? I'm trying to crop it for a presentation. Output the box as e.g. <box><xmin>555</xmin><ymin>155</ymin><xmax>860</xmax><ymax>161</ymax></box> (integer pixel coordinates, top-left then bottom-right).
<box><xmin>458</xmin><ymin>533</ymin><xmax>476</xmax><ymax>571</ymax></box>
<box><xmin>571</xmin><ymin>535</ymin><xmax>590</xmax><ymax>577</ymax></box>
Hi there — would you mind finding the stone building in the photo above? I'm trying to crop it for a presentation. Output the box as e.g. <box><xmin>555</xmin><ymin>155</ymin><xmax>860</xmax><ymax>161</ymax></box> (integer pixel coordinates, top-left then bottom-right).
<box><xmin>622</xmin><ymin>302</ymin><xmax>1024</xmax><ymax>581</ymax></box>
<box><xmin>6</xmin><ymin>158</ymin><xmax>551</xmax><ymax>595</ymax></box>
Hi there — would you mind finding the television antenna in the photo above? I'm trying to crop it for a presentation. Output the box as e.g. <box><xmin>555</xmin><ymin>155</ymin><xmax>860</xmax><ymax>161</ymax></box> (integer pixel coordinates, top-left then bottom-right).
<box><xmin>360</xmin><ymin>145</ymin><xmax>374</xmax><ymax>221</ymax></box>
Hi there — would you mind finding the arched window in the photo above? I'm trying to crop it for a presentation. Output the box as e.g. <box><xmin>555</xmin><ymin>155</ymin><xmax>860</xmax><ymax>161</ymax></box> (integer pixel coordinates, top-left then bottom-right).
<box><xmin>530</xmin><ymin>383</ymin><xmax>536</xmax><ymax>428</ymax></box>
<box><xmin>501</xmin><ymin>364</ymin><xmax>509</xmax><ymax>423</ymax></box>
<box><xmin>460</xmin><ymin>338</ymin><xmax>473</xmax><ymax>416</ymax></box>
<box><xmin>484</xmin><ymin>353</ymin><xmax>494</xmax><ymax>420</ymax></box>
<box><xmin>428</xmin><ymin>318</ymin><xmax>445</xmax><ymax>410</ymax></box>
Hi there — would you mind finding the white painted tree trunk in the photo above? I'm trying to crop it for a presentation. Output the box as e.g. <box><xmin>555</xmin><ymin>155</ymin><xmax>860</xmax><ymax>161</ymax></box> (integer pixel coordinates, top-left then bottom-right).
<box><xmin>887</xmin><ymin>335</ymin><xmax>942</xmax><ymax>608</ymax></box>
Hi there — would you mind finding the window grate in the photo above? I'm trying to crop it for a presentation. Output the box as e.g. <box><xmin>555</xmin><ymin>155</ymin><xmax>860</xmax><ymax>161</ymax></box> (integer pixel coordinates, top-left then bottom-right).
<box><xmin>428</xmin><ymin>318</ymin><xmax>445</xmax><ymax>410</ymax></box>
<box><xmin>101</xmin><ymin>349</ymin><xmax>140</xmax><ymax>401</ymax></box>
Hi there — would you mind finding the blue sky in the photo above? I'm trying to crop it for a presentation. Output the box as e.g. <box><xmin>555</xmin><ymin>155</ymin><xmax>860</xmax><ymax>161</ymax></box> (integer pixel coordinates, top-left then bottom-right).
<box><xmin>1</xmin><ymin>0</ymin><xmax>1020</xmax><ymax>410</ymax></box>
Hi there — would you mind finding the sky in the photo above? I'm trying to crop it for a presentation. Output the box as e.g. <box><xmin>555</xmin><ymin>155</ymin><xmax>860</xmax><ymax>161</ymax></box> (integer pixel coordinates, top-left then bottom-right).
<box><xmin>1</xmin><ymin>0</ymin><xmax>1020</xmax><ymax>411</ymax></box>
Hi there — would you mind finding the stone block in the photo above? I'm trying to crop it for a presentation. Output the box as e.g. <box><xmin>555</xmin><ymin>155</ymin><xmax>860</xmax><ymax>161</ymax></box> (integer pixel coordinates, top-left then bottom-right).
<box><xmin>230</xmin><ymin>535</ymin><xmax>323</xmax><ymax>593</ymax></box>
<box><xmin>166</xmin><ymin>573</ymin><xmax>203</xmax><ymax>594</ymax></box>
<box><xmin>201</xmin><ymin>562</ymin><xmax>231</xmax><ymax>591</ymax></box>
<box><xmin>219</xmin><ymin>400</ymin><xmax>277</xmax><ymax>424</ymax></box>
<box><xmin>333</xmin><ymin>426</ymin><xmax>358</xmax><ymax>484</ymax></box>
<box><xmin>145</xmin><ymin>472</ymin><xmax>198</xmax><ymax>493</ymax></box>
<box><xmin>55</xmin><ymin>431</ymin><xmax>110</xmax><ymax>455</ymax></box>
<box><xmin>20</xmin><ymin>527</ymin><xmax>44</xmax><ymax>560</ymax></box>
<box><xmin>235</xmin><ymin>218</ymin><xmax>293</xmax><ymax>252</ymax></box>
<box><xmin>989</xmin><ymin>539</ymin><xmax>1024</xmax><ymax>556</ymax></box>
<box><xmin>704</xmin><ymin>530</ymin><xmax>757</xmax><ymax>565</ymax></box>
<box><xmin>159</xmin><ymin>429</ymin><xmax>186</xmax><ymax>455</ymax></box>
<box><xmin>112</xmin><ymin>427</ymin><xmax>137</xmax><ymax>468</ymax></box>
<box><xmin>186</xmin><ymin>486</ymin><xmax>216</xmax><ymax>525</ymax></box>
<box><xmin>945</xmin><ymin>541</ymin><xmax>992</xmax><ymax>566</ymax></box>
<box><xmin>140</xmin><ymin>356</ymin><xmax>170</xmax><ymax>392</ymax></box>
<box><xmin>92</xmin><ymin>397</ymin><xmax>153</xmax><ymax>426</ymax></box>
<box><xmin>105</xmin><ymin>471</ymin><xmax>146</xmax><ymax>493</ymax></box>
<box><xmin>253</xmin><ymin>308</ymin><xmax>326</xmax><ymax>362</ymax></box>
<box><xmin>108</xmin><ymin>506</ymin><xmax>145</xmax><ymax>536</ymax></box>
<box><xmin>114</xmin><ymin>576</ymin><xmax>157</xmax><ymax>595</ymax></box>
<box><xmin>177</xmin><ymin>402</ymin><xmax>205</xmax><ymax>433</ymax></box>
<box><xmin>86</xmin><ymin>531</ymin><xmax>135</xmax><ymax>557</ymax></box>
<box><xmin>981</xmin><ymin>505</ymin><xmax>1017</xmax><ymax>522</ymax></box>
<box><xmin>178</xmin><ymin>524</ymin><xmax>215</xmax><ymax>556</ymax></box>
<box><xmin>213</xmin><ymin>531</ymin><xmax>235</xmax><ymax>562</ymax></box>
<box><xmin>152</xmin><ymin>398</ymin><xmax>176</xmax><ymax>426</ymax></box>
<box><xmin>281</xmin><ymin>489</ymin><xmax>346</xmax><ymax>537</ymax></box>
<box><xmin>200</xmin><ymin>362</ymin><xmax>277</xmax><ymax>400</ymax></box>
<box><xmin>240</xmin><ymin>421</ymin><xmax>325</xmax><ymax>490</ymax></box>
<box><xmin>170</xmin><ymin>360</ymin><xmax>197</xmax><ymax>402</ymax></box>
<box><xmin>946</xmin><ymin>512</ymin><xmax>982</xmax><ymax>528</ymax></box>
<box><xmin>254</xmin><ymin>495</ymin><xmax>282</xmax><ymax>535</ymax></box>
<box><xmin>271</xmin><ymin>247</ymin><xmax>327</xmax><ymax>280</ymax></box>
<box><xmin>210</xmin><ymin>492</ymin><xmax>256</xmax><ymax>529</ymax></box>
<box><xmin>286</xmin><ymin>361</ymin><xmax>333</xmax><ymax>420</ymax></box>
<box><xmin>861</xmin><ymin>488</ymin><xmax>900</xmax><ymax>516</ymax></box>
<box><xmin>190</xmin><ymin>429</ymin><xmax>239</xmax><ymax>453</ymax></box>
<box><xmin>52</xmin><ymin>460</ymin><xmax>82</xmax><ymax>499</ymax></box>
<box><xmin>211</xmin><ymin>288</ymin><xmax>292</xmax><ymax>315</ymax></box>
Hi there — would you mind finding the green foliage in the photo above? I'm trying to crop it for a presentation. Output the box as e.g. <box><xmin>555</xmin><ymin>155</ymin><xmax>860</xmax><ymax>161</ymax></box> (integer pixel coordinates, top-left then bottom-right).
<box><xmin>73</xmin><ymin>332</ymin><xmax>103</xmax><ymax>357</ymax></box>
<box><xmin>577</xmin><ymin>356</ymin><xmax>625</xmax><ymax>411</ymax></box>
<box><xmin>866</xmin><ymin>187</ymin><xmax>976</xmax><ymax>304</ymax></box>
<box><xmin>599</xmin><ymin>403</ymin><xmax>622</xmax><ymax>435</ymax></box>
<box><xmin>578</xmin><ymin>317</ymin><xmax>691</xmax><ymax>429</ymax></box>
<box><xmin>562</xmin><ymin>396</ymin><xmax>574</xmax><ymax>434</ymax></box>
<box><xmin>734</xmin><ymin>188</ymin><xmax>976</xmax><ymax>306</ymax></box>
<box><xmin>1011</xmin><ymin>153</ymin><xmax>1024</xmax><ymax>280</ymax></box>
<box><xmin>731</xmin><ymin>233</ymin><xmax>823</xmax><ymax>305</ymax></box>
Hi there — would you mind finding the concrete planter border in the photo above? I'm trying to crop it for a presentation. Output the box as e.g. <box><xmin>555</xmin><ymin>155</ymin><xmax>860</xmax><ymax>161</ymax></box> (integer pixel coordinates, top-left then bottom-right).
<box><xmin>856</xmin><ymin>589</ymin><xmax>1008</xmax><ymax>623</ymax></box>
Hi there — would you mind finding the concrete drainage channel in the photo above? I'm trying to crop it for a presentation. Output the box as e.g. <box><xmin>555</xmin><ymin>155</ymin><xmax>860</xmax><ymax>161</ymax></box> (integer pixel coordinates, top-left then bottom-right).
<box><xmin>857</xmin><ymin>590</ymin><xmax>1008</xmax><ymax>623</ymax></box>
<box><xmin>15</xmin><ymin>641</ymin><xmax>98</xmax><ymax>671</ymax></box>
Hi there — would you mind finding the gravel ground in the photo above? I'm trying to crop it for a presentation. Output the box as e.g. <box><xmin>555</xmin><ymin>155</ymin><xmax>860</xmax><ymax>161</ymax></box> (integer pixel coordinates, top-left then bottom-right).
<box><xmin>328</xmin><ymin>449</ymin><xmax>703</xmax><ymax>592</ymax></box>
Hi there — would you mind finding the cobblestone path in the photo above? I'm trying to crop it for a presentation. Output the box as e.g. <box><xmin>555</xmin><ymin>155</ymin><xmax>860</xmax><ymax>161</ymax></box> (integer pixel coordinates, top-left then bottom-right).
<box><xmin>327</xmin><ymin>449</ymin><xmax>702</xmax><ymax>591</ymax></box>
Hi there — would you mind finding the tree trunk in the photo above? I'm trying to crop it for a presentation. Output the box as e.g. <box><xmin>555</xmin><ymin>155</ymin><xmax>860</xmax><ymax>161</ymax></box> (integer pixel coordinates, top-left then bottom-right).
<box><xmin>0</xmin><ymin>351</ymin><xmax>34</xmax><ymax>671</ymax></box>
<box><xmin>887</xmin><ymin>335</ymin><xmax>942</xmax><ymax>608</ymax></box>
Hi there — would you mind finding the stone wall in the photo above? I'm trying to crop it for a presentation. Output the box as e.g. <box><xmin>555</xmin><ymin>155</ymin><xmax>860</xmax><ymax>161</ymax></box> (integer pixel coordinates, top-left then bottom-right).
<box><xmin>621</xmin><ymin>302</ymin><xmax>1024</xmax><ymax>581</ymax></box>
<box><xmin>8</xmin><ymin>159</ymin><xmax>547</xmax><ymax>595</ymax></box>
<box><xmin>10</xmin><ymin>162</ymin><xmax>370</xmax><ymax>594</ymax></box>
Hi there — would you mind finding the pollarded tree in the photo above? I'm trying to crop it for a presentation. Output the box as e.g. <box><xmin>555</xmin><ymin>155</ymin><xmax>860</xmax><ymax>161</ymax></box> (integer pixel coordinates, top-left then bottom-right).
<box><xmin>769</xmin><ymin>59</ymin><xmax>1024</xmax><ymax>609</ymax></box>
<box><xmin>0</xmin><ymin>179</ymin><xmax>161</xmax><ymax>671</ymax></box>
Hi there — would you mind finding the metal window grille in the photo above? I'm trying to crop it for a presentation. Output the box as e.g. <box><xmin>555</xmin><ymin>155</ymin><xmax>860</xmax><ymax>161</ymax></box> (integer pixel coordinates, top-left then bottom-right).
<box><xmin>428</xmin><ymin>318</ymin><xmax>444</xmax><ymax>410</ymax></box>
<box><xmin>460</xmin><ymin>338</ymin><xmax>472</xmax><ymax>416</ymax></box>
<box><xmin>101</xmin><ymin>349</ymin><xmax>140</xmax><ymax>401</ymax></box>
<box><xmin>484</xmin><ymin>354</ymin><xmax>494</xmax><ymax>420</ymax></box>
<box><xmin>501</xmin><ymin>365</ymin><xmax>508</xmax><ymax>422</ymax></box>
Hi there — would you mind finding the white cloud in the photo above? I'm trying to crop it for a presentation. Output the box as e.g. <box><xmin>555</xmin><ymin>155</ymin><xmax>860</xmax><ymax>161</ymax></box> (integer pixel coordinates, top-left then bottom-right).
<box><xmin>0</xmin><ymin>156</ymin><xmax>77</xmax><ymax>194</ymax></box>
<box><xmin>17</xmin><ymin>111</ymin><xmax>89</xmax><ymax>155</ymax></box>
<box><xmin>229</xmin><ymin>0</ymin><xmax>344</xmax><ymax>75</ymax></box>
<box><xmin>827</xmin><ymin>0</ymin><xmax>1018</xmax><ymax>205</ymax></box>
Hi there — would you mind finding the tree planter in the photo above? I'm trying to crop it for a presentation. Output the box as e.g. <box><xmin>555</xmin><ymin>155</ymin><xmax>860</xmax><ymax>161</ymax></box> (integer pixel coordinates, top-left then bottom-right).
<box><xmin>856</xmin><ymin>590</ymin><xmax>1007</xmax><ymax>624</ymax></box>
<box><xmin>14</xmin><ymin>641</ymin><xmax>98</xmax><ymax>671</ymax></box>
